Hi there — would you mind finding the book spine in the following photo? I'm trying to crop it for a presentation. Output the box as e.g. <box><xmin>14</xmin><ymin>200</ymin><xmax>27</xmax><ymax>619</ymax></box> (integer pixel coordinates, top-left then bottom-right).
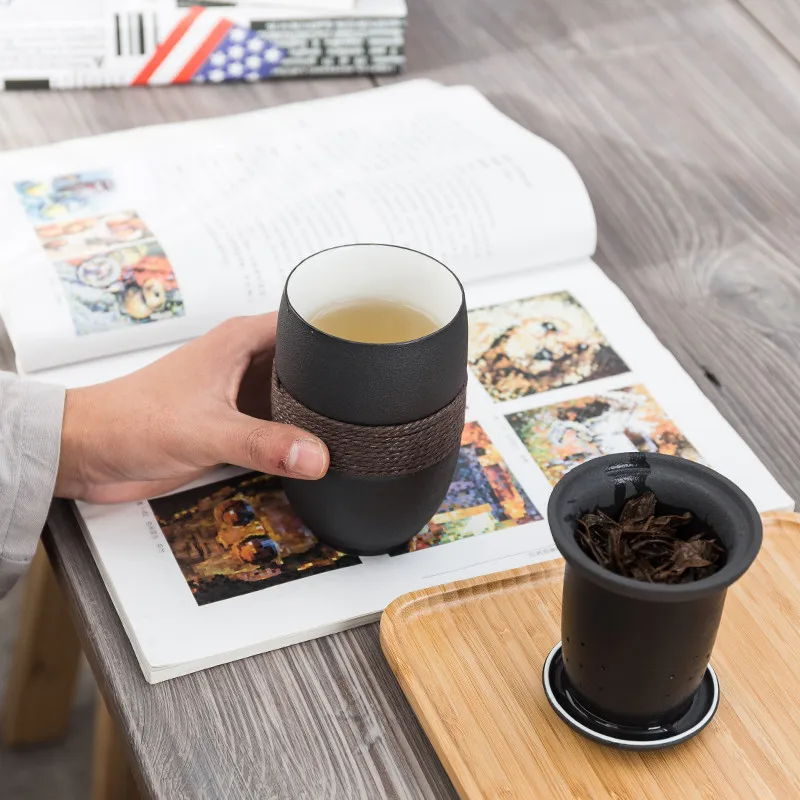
<box><xmin>253</xmin><ymin>18</ymin><xmax>406</xmax><ymax>79</ymax></box>
<box><xmin>0</xmin><ymin>6</ymin><xmax>406</xmax><ymax>91</ymax></box>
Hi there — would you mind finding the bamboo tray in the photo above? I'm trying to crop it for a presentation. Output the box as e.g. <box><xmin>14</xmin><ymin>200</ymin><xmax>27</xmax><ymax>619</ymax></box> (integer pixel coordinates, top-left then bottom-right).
<box><xmin>380</xmin><ymin>512</ymin><xmax>800</xmax><ymax>799</ymax></box>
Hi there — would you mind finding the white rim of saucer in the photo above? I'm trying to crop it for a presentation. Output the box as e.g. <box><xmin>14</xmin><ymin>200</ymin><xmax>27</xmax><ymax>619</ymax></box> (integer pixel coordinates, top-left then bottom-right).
<box><xmin>542</xmin><ymin>641</ymin><xmax>720</xmax><ymax>749</ymax></box>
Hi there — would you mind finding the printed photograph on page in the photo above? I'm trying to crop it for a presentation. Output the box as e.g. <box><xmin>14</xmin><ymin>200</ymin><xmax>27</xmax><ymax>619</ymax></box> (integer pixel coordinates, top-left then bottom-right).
<box><xmin>468</xmin><ymin>291</ymin><xmax>628</xmax><ymax>402</ymax></box>
<box><xmin>391</xmin><ymin>421</ymin><xmax>541</xmax><ymax>555</ymax></box>
<box><xmin>14</xmin><ymin>170</ymin><xmax>120</xmax><ymax>223</ymax></box>
<box><xmin>53</xmin><ymin>242</ymin><xmax>185</xmax><ymax>335</ymax></box>
<box><xmin>150</xmin><ymin>473</ymin><xmax>361</xmax><ymax>606</ymax></box>
<box><xmin>34</xmin><ymin>210</ymin><xmax>155</xmax><ymax>261</ymax></box>
<box><xmin>13</xmin><ymin>169</ymin><xmax>186</xmax><ymax>336</ymax></box>
<box><xmin>507</xmin><ymin>385</ymin><xmax>704</xmax><ymax>485</ymax></box>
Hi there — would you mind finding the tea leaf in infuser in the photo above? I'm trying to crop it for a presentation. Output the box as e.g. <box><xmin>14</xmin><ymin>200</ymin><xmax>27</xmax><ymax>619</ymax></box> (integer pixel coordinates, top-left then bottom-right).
<box><xmin>618</xmin><ymin>491</ymin><xmax>656</xmax><ymax>527</ymax></box>
<box><xmin>575</xmin><ymin>490</ymin><xmax>726</xmax><ymax>584</ymax></box>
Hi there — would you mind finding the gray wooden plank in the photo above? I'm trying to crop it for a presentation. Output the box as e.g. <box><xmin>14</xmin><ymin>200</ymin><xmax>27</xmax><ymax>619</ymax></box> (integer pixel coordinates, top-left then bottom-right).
<box><xmin>381</xmin><ymin>0</ymin><xmax>800</xmax><ymax>505</ymax></box>
<box><xmin>0</xmin><ymin>79</ymin><xmax>374</xmax><ymax>148</ymax></box>
<box><xmin>735</xmin><ymin>0</ymin><xmax>800</xmax><ymax>64</ymax></box>
<box><xmin>44</xmin><ymin>504</ymin><xmax>455</xmax><ymax>800</ymax></box>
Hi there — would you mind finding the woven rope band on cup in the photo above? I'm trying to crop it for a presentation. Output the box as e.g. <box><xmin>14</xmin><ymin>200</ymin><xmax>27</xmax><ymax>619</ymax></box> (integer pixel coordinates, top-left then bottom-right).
<box><xmin>271</xmin><ymin>368</ymin><xmax>467</xmax><ymax>478</ymax></box>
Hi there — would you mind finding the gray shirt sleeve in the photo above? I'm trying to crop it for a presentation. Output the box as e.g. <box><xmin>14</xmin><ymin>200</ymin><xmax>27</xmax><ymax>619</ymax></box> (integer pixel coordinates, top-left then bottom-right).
<box><xmin>0</xmin><ymin>371</ymin><xmax>65</xmax><ymax>598</ymax></box>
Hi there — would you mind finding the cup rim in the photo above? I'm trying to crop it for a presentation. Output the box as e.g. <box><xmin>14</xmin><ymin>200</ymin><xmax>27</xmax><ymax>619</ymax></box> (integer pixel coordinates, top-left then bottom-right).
<box><xmin>284</xmin><ymin>243</ymin><xmax>466</xmax><ymax>348</ymax></box>
<box><xmin>547</xmin><ymin>453</ymin><xmax>763</xmax><ymax>602</ymax></box>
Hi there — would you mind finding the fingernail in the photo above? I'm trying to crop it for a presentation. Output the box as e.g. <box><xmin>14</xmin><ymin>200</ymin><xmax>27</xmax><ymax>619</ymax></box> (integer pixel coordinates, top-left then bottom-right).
<box><xmin>287</xmin><ymin>438</ymin><xmax>327</xmax><ymax>479</ymax></box>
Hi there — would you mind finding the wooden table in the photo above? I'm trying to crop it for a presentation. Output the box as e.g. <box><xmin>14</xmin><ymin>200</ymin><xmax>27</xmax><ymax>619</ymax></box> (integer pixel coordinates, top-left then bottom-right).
<box><xmin>3</xmin><ymin>0</ymin><xmax>800</xmax><ymax>797</ymax></box>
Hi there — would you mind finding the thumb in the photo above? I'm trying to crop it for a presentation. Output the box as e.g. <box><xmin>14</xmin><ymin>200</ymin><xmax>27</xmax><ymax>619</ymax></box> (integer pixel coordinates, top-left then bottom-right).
<box><xmin>216</xmin><ymin>412</ymin><xmax>329</xmax><ymax>479</ymax></box>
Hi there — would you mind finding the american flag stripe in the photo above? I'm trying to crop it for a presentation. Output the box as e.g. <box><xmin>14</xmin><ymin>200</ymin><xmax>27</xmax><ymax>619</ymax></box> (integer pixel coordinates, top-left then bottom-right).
<box><xmin>147</xmin><ymin>11</ymin><xmax>231</xmax><ymax>85</ymax></box>
<box><xmin>131</xmin><ymin>5</ymin><xmax>203</xmax><ymax>86</ymax></box>
<box><xmin>173</xmin><ymin>19</ymin><xmax>233</xmax><ymax>84</ymax></box>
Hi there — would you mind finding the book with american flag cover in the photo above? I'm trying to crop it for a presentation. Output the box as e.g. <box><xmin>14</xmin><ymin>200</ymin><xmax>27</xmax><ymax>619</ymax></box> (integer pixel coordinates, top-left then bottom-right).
<box><xmin>0</xmin><ymin>0</ymin><xmax>406</xmax><ymax>91</ymax></box>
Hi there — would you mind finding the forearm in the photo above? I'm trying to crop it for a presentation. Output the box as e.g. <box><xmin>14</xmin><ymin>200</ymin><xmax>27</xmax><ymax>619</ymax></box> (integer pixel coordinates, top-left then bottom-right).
<box><xmin>0</xmin><ymin>314</ymin><xmax>327</xmax><ymax>599</ymax></box>
<box><xmin>0</xmin><ymin>372</ymin><xmax>65</xmax><ymax>599</ymax></box>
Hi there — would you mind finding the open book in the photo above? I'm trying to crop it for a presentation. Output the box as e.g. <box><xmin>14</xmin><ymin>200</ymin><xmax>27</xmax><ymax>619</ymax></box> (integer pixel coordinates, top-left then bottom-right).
<box><xmin>0</xmin><ymin>80</ymin><xmax>791</xmax><ymax>681</ymax></box>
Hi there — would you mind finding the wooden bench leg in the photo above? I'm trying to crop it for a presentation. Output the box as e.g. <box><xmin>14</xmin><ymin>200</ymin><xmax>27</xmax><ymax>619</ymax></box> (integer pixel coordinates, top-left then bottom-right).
<box><xmin>1</xmin><ymin>541</ymin><xmax>82</xmax><ymax>746</ymax></box>
<box><xmin>92</xmin><ymin>690</ymin><xmax>142</xmax><ymax>800</ymax></box>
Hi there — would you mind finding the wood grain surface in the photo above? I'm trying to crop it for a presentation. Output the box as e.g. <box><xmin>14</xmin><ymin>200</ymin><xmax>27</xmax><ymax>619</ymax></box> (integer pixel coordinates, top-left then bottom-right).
<box><xmin>381</xmin><ymin>513</ymin><xmax>800</xmax><ymax>800</ymax></box>
<box><xmin>43</xmin><ymin>502</ymin><xmax>456</xmax><ymax>800</ymax></box>
<box><xmin>736</xmin><ymin>0</ymin><xmax>800</xmax><ymax>63</ymax></box>
<box><xmin>2</xmin><ymin>0</ymin><xmax>799</xmax><ymax>797</ymax></box>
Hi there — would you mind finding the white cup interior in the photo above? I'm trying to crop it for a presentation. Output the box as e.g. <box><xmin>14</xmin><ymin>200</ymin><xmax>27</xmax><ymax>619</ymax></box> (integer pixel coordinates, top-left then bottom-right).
<box><xmin>286</xmin><ymin>245</ymin><xmax>462</xmax><ymax>332</ymax></box>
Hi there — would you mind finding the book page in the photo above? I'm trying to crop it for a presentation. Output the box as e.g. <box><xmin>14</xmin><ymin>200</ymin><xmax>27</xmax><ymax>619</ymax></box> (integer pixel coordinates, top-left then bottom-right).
<box><xmin>76</xmin><ymin>259</ymin><xmax>791</xmax><ymax>683</ymax></box>
<box><xmin>0</xmin><ymin>80</ymin><xmax>595</xmax><ymax>373</ymax></box>
<box><xmin>0</xmin><ymin>79</ymin><xmax>439</xmax><ymax>372</ymax></box>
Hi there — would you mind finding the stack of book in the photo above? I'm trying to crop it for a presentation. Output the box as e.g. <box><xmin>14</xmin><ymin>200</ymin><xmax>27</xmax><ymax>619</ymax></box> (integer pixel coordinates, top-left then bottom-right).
<box><xmin>0</xmin><ymin>0</ymin><xmax>406</xmax><ymax>90</ymax></box>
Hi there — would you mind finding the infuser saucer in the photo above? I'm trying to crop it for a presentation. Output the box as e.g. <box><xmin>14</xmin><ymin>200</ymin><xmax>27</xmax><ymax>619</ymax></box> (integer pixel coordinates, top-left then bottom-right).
<box><xmin>542</xmin><ymin>642</ymin><xmax>719</xmax><ymax>750</ymax></box>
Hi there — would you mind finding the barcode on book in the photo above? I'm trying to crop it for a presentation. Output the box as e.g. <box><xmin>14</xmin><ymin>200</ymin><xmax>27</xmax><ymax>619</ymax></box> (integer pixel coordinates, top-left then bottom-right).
<box><xmin>114</xmin><ymin>12</ymin><xmax>159</xmax><ymax>57</ymax></box>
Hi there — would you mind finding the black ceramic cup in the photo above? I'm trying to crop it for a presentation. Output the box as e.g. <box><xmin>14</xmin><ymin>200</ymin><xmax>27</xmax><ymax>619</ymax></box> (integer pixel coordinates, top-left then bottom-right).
<box><xmin>274</xmin><ymin>243</ymin><xmax>468</xmax><ymax>555</ymax></box>
<box><xmin>547</xmin><ymin>453</ymin><xmax>762</xmax><ymax>728</ymax></box>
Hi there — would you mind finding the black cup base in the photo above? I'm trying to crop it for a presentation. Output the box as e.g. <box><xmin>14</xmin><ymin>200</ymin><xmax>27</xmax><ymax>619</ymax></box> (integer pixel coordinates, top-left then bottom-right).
<box><xmin>542</xmin><ymin>642</ymin><xmax>719</xmax><ymax>750</ymax></box>
<box><xmin>315</xmin><ymin>533</ymin><xmax>411</xmax><ymax>558</ymax></box>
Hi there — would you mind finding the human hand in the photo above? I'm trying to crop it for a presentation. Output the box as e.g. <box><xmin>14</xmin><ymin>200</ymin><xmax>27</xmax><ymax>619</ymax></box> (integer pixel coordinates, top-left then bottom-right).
<box><xmin>55</xmin><ymin>313</ymin><xmax>329</xmax><ymax>503</ymax></box>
